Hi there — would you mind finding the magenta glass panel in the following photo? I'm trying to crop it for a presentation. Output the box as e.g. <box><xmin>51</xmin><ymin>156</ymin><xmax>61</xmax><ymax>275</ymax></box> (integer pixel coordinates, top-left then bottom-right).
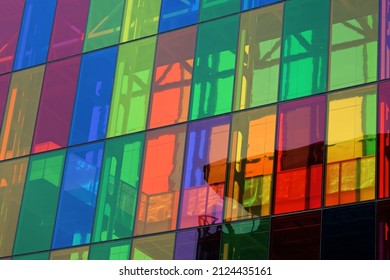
<box><xmin>274</xmin><ymin>95</ymin><xmax>326</xmax><ymax>214</ymax></box>
<box><xmin>0</xmin><ymin>75</ymin><xmax>11</xmax><ymax>130</ymax></box>
<box><xmin>179</xmin><ymin>116</ymin><xmax>230</xmax><ymax>229</ymax></box>
<box><xmin>32</xmin><ymin>57</ymin><xmax>80</xmax><ymax>153</ymax></box>
<box><xmin>0</xmin><ymin>0</ymin><xmax>25</xmax><ymax>74</ymax></box>
<box><xmin>48</xmin><ymin>0</ymin><xmax>90</xmax><ymax>61</ymax></box>
<box><xmin>379</xmin><ymin>81</ymin><xmax>390</xmax><ymax>198</ymax></box>
<box><xmin>381</xmin><ymin>0</ymin><xmax>390</xmax><ymax>79</ymax></box>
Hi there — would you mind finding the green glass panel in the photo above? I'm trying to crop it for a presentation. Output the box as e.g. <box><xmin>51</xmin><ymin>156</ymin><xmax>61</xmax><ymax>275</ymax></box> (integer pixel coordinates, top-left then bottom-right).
<box><xmin>107</xmin><ymin>37</ymin><xmax>156</xmax><ymax>137</ymax></box>
<box><xmin>0</xmin><ymin>158</ymin><xmax>28</xmax><ymax>258</ymax></box>
<box><xmin>13</xmin><ymin>252</ymin><xmax>50</xmax><ymax>260</ymax></box>
<box><xmin>83</xmin><ymin>0</ymin><xmax>125</xmax><ymax>52</ymax></box>
<box><xmin>121</xmin><ymin>0</ymin><xmax>161</xmax><ymax>42</ymax></box>
<box><xmin>221</xmin><ymin>218</ymin><xmax>269</xmax><ymax>260</ymax></box>
<box><xmin>13</xmin><ymin>150</ymin><xmax>65</xmax><ymax>255</ymax></box>
<box><xmin>329</xmin><ymin>0</ymin><xmax>378</xmax><ymax>90</ymax></box>
<box><xmin>280</xmin><ymin>0</ymin><xmax>329</xmax><ymax>101</ymax></box>
<box><xmin>50</xmin><ymin>246</ymin><xmax>89</xmax><ymax>260</ymax></box>
<box><xmin>190</xmin><ymin>15</ymin><xmax>239</xmax><ymax>120</ymax></box>
<box><xmin>131</xmin><ymin>232</ymin><xmax>175</xmax><ymax>260</ymax></box>
<box><xmin>199</xmin><ymin>0</ymin><xmax>240</xmax><ymax>22</ymax></box>
<box><xmin>92</xmin><ymin>133</ymin><xmax>144</xmax><ymax>242</ymax></box>
<box><xmin>89</xmin><ymin>240</ymin><xmax>131</xmax><ymax>260</ymax></box>
<box><xmin>234</xmin><ymin>4</ymin><xmax>283</xmax><ymax>110</ymax></box>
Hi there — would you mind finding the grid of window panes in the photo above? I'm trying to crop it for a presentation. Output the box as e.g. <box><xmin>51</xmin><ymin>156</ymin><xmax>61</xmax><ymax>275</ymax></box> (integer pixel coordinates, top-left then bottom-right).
<box><xmin>1</xmin><ymin>0</ymin><xmax>390</xmax><ymax>260</ymax></box>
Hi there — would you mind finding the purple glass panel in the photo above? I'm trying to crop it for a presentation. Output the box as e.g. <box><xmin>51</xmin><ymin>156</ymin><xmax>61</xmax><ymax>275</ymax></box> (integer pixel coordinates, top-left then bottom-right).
<box><xmin>32</xmin><ymin>57</ymin><xmax>80</xmax><ymax>153</ymax></box>
<box><xmin>174</xmin><ymin>226</ymin><xmax>222</xmax><ymax>260</ymax></box>
<box><xmin>179</xmin><ymin>116</ymin><xmax>230</xmax><ymax>229</ymax></box>
<box><xmin>0</xmin><ymin>74</ymin><xmax>10</xmax><ymax>130</ymax></box>
<box><xmin>0</xmin><ymin>0</ymin><xmax>25</xmax><ymax>74</ymax></box>
<box><xmin>48</xmin><ymin>0</ymin><xmax>90</xmax><ymax>61</ymax></box>
<box><xmin>381</xmin><ymin>0</ymin><xmax>390</xmax><ymax>79</ymax></box>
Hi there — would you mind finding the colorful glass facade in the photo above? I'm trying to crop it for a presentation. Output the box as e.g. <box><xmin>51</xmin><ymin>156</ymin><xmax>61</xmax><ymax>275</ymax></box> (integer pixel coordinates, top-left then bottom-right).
<box><xmin>0</xmin><ymin>0</ymin><xmax>389</xmax><ymax>260</ymax></box>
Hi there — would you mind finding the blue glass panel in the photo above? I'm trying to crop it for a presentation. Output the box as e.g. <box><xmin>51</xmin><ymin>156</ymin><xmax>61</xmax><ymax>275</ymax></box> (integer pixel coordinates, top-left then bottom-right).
<box><xmin>68</xmin><ymin>47</ymin><xmax>117</xmax><ymax>146</ymax></box>
<box><xmin>13</xmin><ymin>0</ymin><xmax>57</xmax><ymax>70</ymax></box>
<box><xmin>52</xmin><ymin>142</ymin><xmax>104</xmax><ymax>249</ymax></box>
<box><xmin>159</xmin><ymin>0</ymin><xmax>200</xmax><ymax>32</ymax></box>
<box><xmin>241</xmin><ymin>0</ymin><xmax>281</xmax><ymax>11</ymax></box>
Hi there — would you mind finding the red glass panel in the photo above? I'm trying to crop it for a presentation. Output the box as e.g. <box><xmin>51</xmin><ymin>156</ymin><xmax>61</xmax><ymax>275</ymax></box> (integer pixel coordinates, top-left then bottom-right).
<box><xmin>379</xmin><ymin>81</ymin><xmax>390</xmax><ymax>198</ymax></box>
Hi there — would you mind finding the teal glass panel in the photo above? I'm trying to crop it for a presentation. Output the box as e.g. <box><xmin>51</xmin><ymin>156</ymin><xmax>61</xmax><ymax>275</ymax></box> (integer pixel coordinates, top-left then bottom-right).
<box><xmin>279</xmin><ymin>0</ymin><xmax>329</xmax><ymax>101</ymax></box>
<box><xmin>190</xmin><ymin>15</ymin><xmax>239</xmax><ymax>120</ymax></box>
<box><xmin>89</xmin><ymin>240</ymin><xmax>131</xmax><ymax>260</ymax></box>
<box><xmin>221</xmin><ymin>218</ymin><xmax>269</xmax><ymax>259</ymax></box>
<box><xmin>12</xmin><ymin>252</ymin><xmax>50</xmax><ymax>260</ymax></box>
<box><xmin>92</xmin><ymin>133</ymin><xmax>144</xmax><ymax>242</ymax></box>
<box><xmin>13</xmin><ymin>150</ymin><xmax>65</xmax><ymax>255</ymax></box>
<box><xmin>199</xmin><ymin>0</ymin><xmax>240</xmax><ymax>22</ymax></box>
<box><xmin>84</xmin><ymin>0</ymin><xmax>125</xmax><ymax>52</ymax></box>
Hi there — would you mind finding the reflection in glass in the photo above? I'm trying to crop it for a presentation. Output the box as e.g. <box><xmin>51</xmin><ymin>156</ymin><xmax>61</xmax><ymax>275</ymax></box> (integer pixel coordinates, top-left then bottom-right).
<box><xmin>131</xmin><ymin>232</ymin><xmax>175</xmax><ymax>260</ymax></box>
<box><xmin>225</xmin><ymin>106</ymin><xmax>276</xmax><ymax>221</ymax></box>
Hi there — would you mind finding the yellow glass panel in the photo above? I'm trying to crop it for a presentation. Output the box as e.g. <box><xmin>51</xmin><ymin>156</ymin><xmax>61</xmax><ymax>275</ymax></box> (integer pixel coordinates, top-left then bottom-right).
<box><xmin>326</xmin><ymin>85</ymin><xmax>376</xmax><ymax>206</ymax></box>
<box><xmin>50</xmin><ymin>246</ymin><xmax>89</xmax><ymax>260</ymax></box>
<box><xmin>0</xmin><ymin>66</ymin><xmax>45</xmax><ymax>160</ymax></box>
<box><xmin>0</xmin><ymin>158</ymin><xmax>28</xmax><ymax>257</ymax></box>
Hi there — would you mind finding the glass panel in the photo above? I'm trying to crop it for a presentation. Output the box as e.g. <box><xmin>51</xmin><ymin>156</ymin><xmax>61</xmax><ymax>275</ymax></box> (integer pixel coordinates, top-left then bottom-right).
<box><xmin>379</xmin><ymin>81</ymin><xmax>390</xmax><ymax>198</ymax></box>
<box><xmin>12</xmin><ymin>252</ymin><xmax>49</xmax><ymax>260</ymax></box>
<box><xmin>89</xmin><ymin>240</ymin><xmax>131</xmax><ymax>260</ymax></box>
<box><xmin>380</xmin><ymin>0</ymin><xmax>390</xmax><ymax>79</ymax></box>
<box><xmin>199</xmin><ymin>0</ymin><xmax>240</xmax><ymax>22</ymax></box>
<box><xmin>0</xmin><ymin>74</ymin><xmax>11</xmax><ymax>130</ymax></box>
<box><xmin>326</xmin><ymin>86</ymin><xmax>376</xmax><ymax>206</ymax></box>
<box><xmin>221</xmin><ymin>218</ymin><xmax>269</xmax><ymax>260</ymax></box>
<box><xmin>107</xmin><ymin>37</ymin><xmax>156</xmax><ymax>137</ymax></box>
<box><xmin>83</xmin><ymin>0</ymin><xmax>125</xmax><ymax>52</ymax></box>
<box><xmin>225</xmin><ymin>106</ymin><xmax>276</xmax><ymax>221</ymax></box>
<box><xmin>52</xmin><ymin>142</ymin><xmax>104</xmax><ymax>249</ymax></box>
<box><xmin>270</xmin><ymin>211</ymin><xmax>321</xmax><ymax>259</ymax></box>
<box><xmin>279</xmin><ymin>0</ymin><xmax>329</xmax><ymax>101</ymax></box>
<box><xmin>159</xmin><ymin>0</ymin><xmax>199</xmax><ymax>32</ymax></box>
<box><xmin>32</xmin><ymin>57</ymin><xmax>80</xmax><ymax>154</ymax></box>
<box><xmin>47</xmin><ymin>0</ymin><xmax>90</xmax><ymax>61</ymax></box>
<box><xmin>0</xmin><ymin>66</ymin><xmax>45</xmax><ymax>161</ymax></box>
<box><xmin>92</xmin><ymin>133</ymin><xmax>144</xmax><ymax>242</ymax></box>
<box><xmin>121</xmin><ymin>0</ymin><xmax>161</xmax><ymax>42</ymax></box>
<box><xmin>13</xmin><ymin>0</ymin><xmax>56</xmax><ymax>71</ymax></box>
<box><xmin>131</xmin><ymin>232</ymin><xmax>175</xmax><ymax>260</ymax></box>
<box><xmin>329</xmin><ymin>0</ymin><xmax>379</xmax><ymax>90</ymax></box>
<box><xmin>148</xmin><ymin>27</ymin><xmax>196</xmax><ymax>129</ymax></box>
<box><xmin>234</xmin><ymin>4</ymin><xmax>283</xmax><ymax>110</ymax></box>
<box><xmin>377</xmin><ymin>201</ymin><xmax>390</xmax><ymax>259</ymax></box>
<box><xmin>135</xmin><ymin>125</ymin><xmax>186</xmax><ymax>236</ymax></box>
<box><xmin>190</xmin><ymin>15</ymin><xmax>239</xmax><ymax>120</ymax></box>
<box><xmin>174</xmin><ymin>225</ymin><xmax>222</xmax><ymax>260</ymax></box>
<box><xmin>13</xmin><ymin>151</ymin><xmax>65</xmax><ymax>255</ymax></box>
<box><xmin>0</xmin><ymin>0</ymin><xmax>25</xmax><ymax>74</ymax></box>
<box><xmin>0</xmin><ymin>158</ymin><xmax>28</xmax><ymax>258</ymax></box>
<box><xmin>274</xmin><ymin>96</ymin><xmax>326</xmax><ymax>214</ymax></box>
<box><xmin>241</xmin><ymin>0</ymin><xmax>281</xmax><ymax>11</ymax></box>
<box><xmin>179</xmin><ymin>116</ymin><xmax>230</xmax><ymax>229</ymax></box>
<box><xmin>322</xmin><ymin>203</ymin><xmax>375</xmax><ymax>259</ymax></box>
<box><xmin>50</xmin><ymin>246</ymin><xmax>89</xmax><ymax>260</ymax></box>
<box><xmin>69</xmin><ymin>47</ymin><xmax>117</xmax><ymax>146</ymax></box>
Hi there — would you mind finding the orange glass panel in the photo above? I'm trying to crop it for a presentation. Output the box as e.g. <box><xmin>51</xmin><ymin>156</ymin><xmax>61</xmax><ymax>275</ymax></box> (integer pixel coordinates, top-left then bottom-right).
<box><xmin>225</xmin><ymin>106</ymin><xmax>276</xmax><ymax>221</ymax></box>
<box><xmin>326</xmin><ymin>85</ymin><xmax>377</xmax><ymax>206</ymax></box>
<box><xmin>0</xmin><ymin>66</ymin><xmax>45</xmax><ymax>160</ymax></box>
<box><xmin>0</xmin><ymin>158</ymin><xmax>28</xmax><ymax>257</ymax></box>
<box><xmin>135</xmin><ymin>124</ymin><xmax>186</xmax><ymax>235</ymax></box>
<box><xmin>274</xmin><ymin>96</ymin><xmax>326</xmax><ymax>214</ymax></box>
<box><xmin>148</xmin><ymin>26</ymin><xmax>197</xmax><ymax>129</ymax></box>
